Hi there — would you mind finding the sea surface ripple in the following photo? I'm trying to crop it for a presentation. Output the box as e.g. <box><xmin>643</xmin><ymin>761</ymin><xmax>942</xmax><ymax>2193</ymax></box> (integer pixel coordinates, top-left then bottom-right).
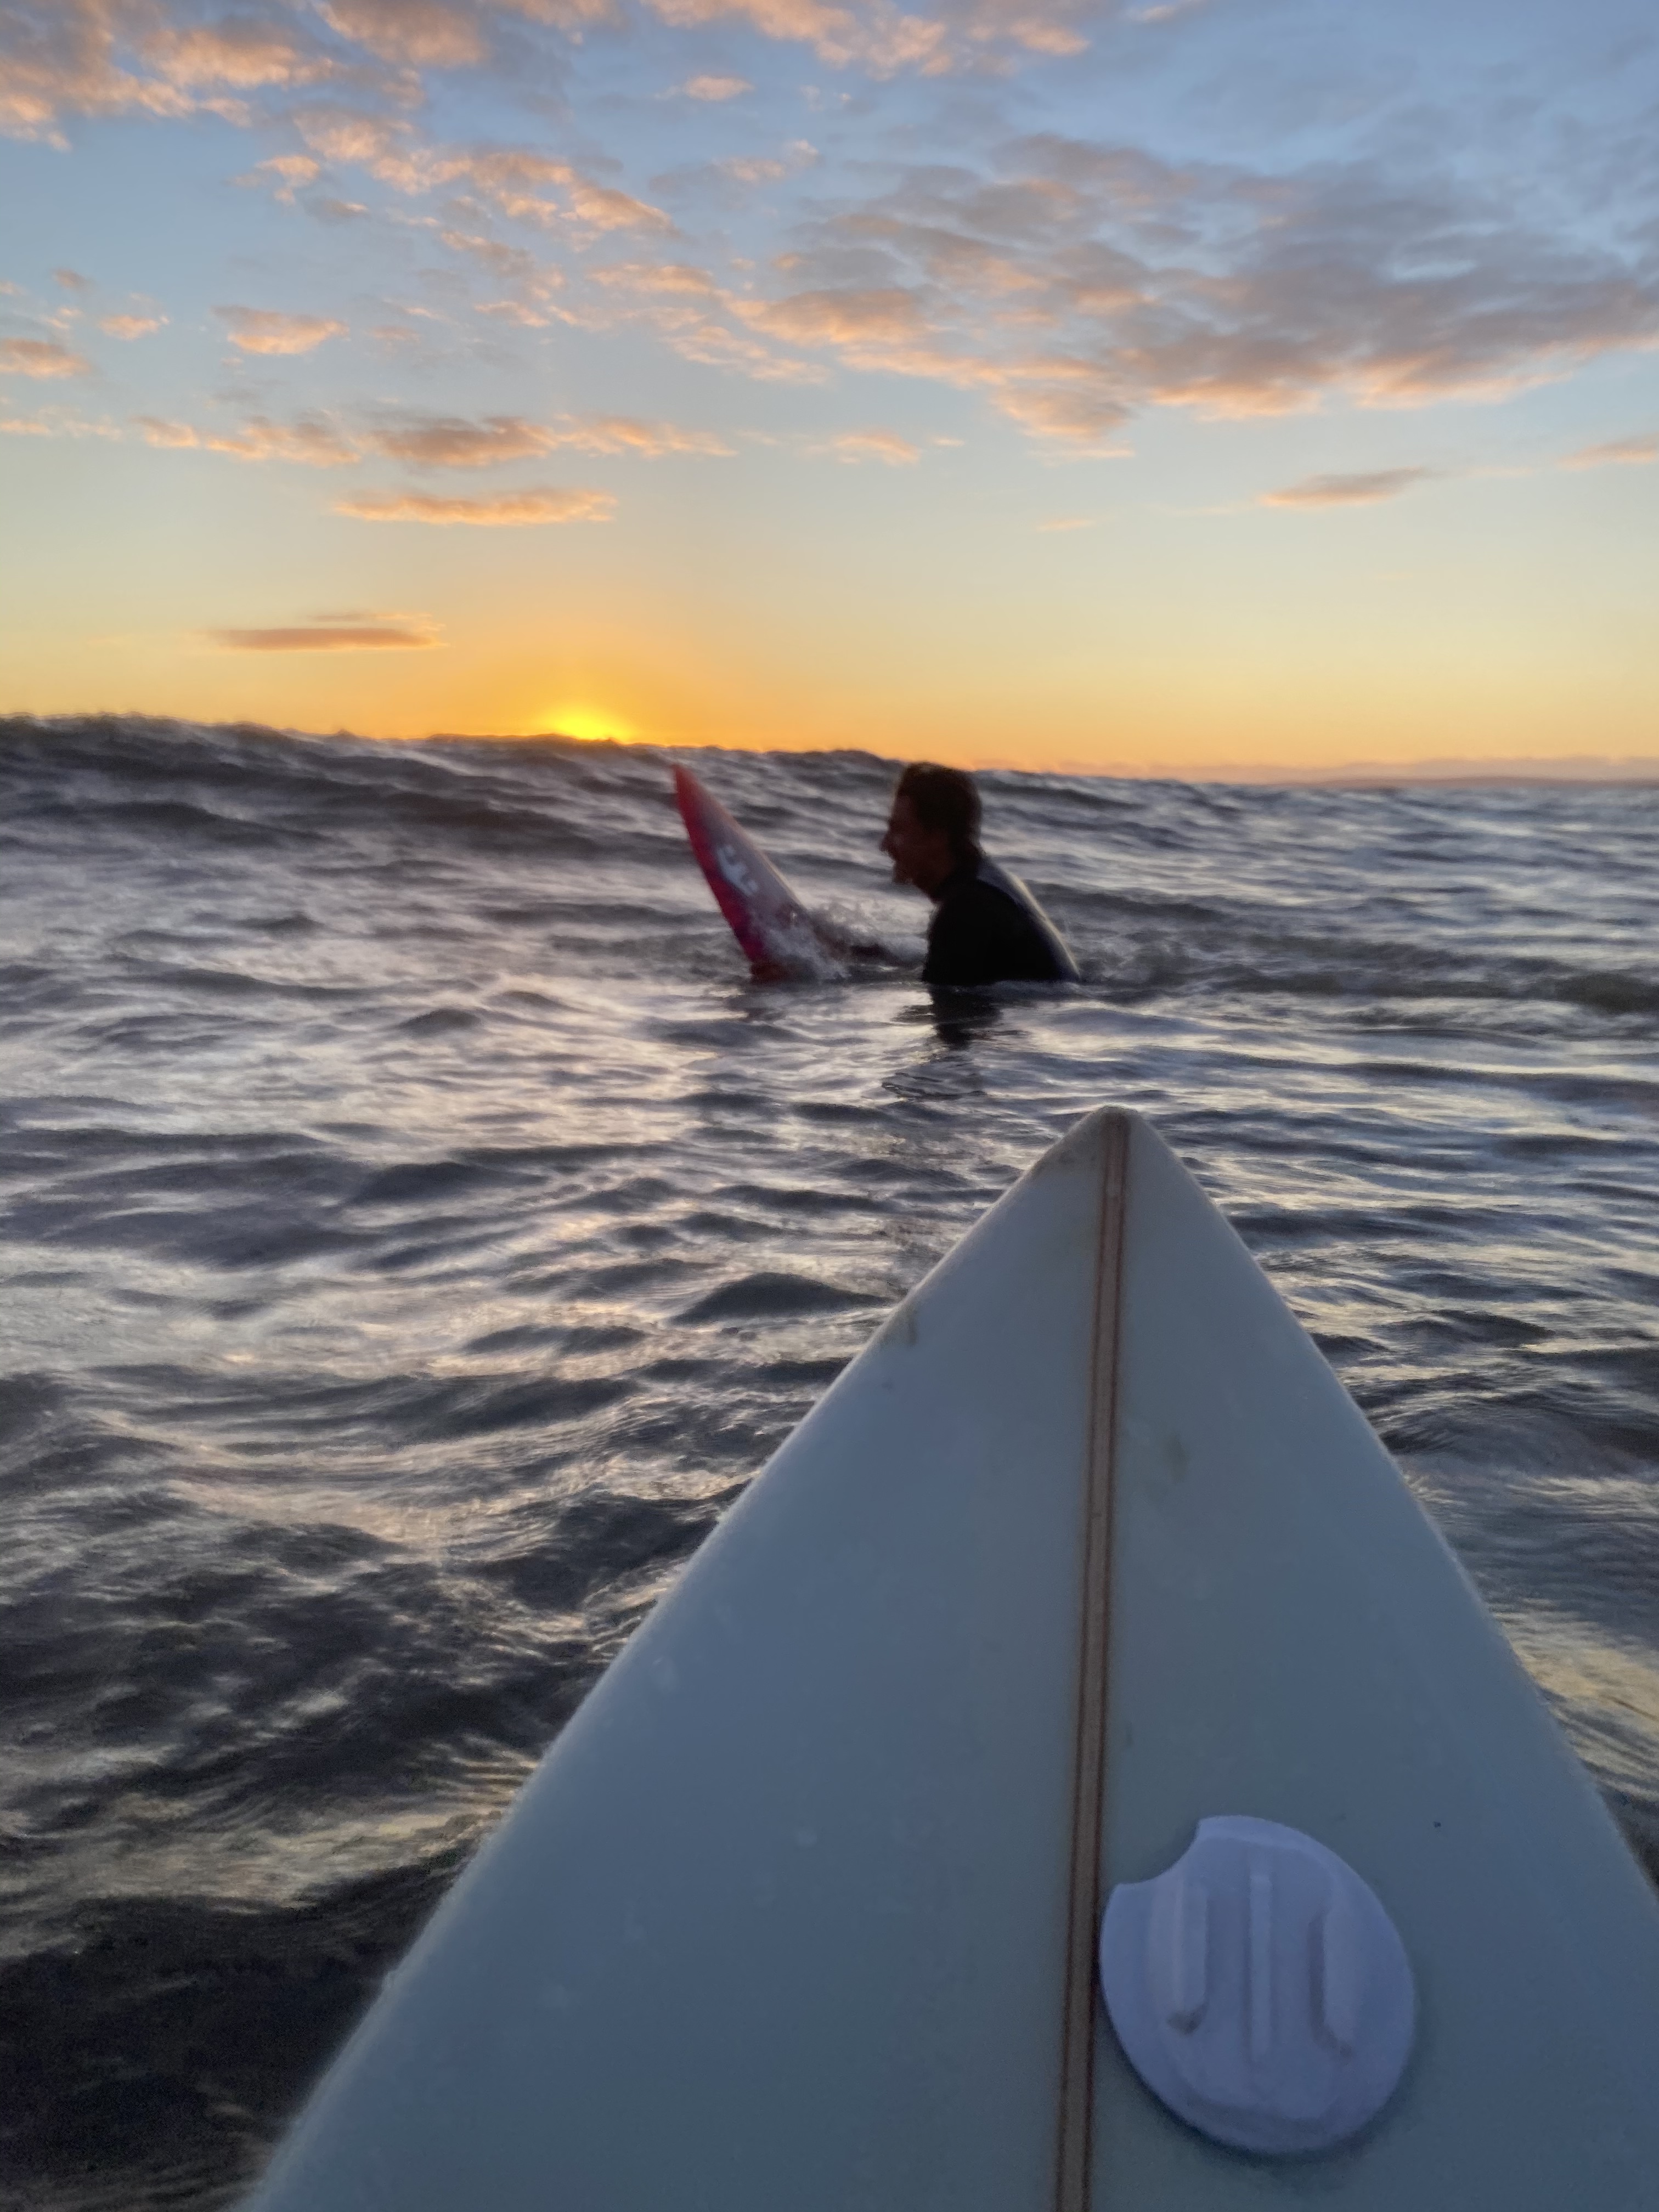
<box><xmin>3</xmin><ymin>714</ymin><xmax>1658</xmax><ymax>2208</ymax></box>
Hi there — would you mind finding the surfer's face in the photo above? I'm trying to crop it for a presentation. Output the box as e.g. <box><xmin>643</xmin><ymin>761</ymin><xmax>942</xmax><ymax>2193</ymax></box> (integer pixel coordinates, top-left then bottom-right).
<box><xmin>882</xmin><ymin>795</ymin><xmax>955</xmax><ymax>898</ymax></box>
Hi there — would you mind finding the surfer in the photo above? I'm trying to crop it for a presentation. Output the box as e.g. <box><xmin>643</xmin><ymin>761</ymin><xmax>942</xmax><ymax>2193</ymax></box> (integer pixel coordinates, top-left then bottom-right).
<box><xmin>881</xmin><ymin>764</ymin><xmax>1080</xmax><ymax>988</ymax></box>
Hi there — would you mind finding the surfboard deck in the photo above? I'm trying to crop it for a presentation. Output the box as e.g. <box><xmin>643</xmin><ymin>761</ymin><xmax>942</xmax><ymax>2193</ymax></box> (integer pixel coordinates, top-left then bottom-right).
<box><xmin>245</xmin><ymin>1109</ymin><xmax>1659</xmax><ymax>2210</ymax></box>
<box><xmin>674</xmin><ymin>762</ymin><xmax>851</xmax><ymax>979</ymax></box>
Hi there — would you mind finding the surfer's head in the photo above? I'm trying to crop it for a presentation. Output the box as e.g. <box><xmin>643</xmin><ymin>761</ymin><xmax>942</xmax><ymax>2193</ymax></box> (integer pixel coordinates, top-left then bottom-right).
<box><xmin>883</xmin><ymin>764</ymin><xmax>980</xmax><ymax>898</ymax></box>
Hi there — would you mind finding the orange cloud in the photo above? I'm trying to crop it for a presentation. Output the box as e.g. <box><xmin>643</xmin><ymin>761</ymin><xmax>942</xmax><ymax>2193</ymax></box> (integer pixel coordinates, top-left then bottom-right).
<box><xmin>984</xmin><ymin>370</ymin><xmax>1127</xmax><ymax>443</ymax></box>
<box><xmin>289</xmin><ymin>110</ymin><xmax>672</xmax><ymax>234</ymax></box>
<box><xmin>100</xmin><ymin>312</ymin><xmax>166</xmax><ymax>339</ymax></box>
<box><xmin>207</xmin><ymin>611</ymin><xmax>442</xmax><ymax>650</ymax></box>
<box><xmin>315</xmin><ymin>0</ymin><xmax>486</xmax><ymax>66</ymax></box>
<box><xmin>133</xmin><ymin>416</ymin><xmax>200</xmax><ymax>449</ymax></box>
<box><xmin>574</xmin><ymin>181</ymin><xmax>674</xmax><ymax>230</ymax></box>
<box><xmin>2</xmin><ymin>406</ymin><xmax>117</xmax><ymax>438</ymax></box>
<box><xmin>649</xmin><ymin>0</ymin><xmax>951</xmax><ymax>74</ymax></box>
<box><xmin>591</xmin><ymin>261</ymin><xmax>720</xmax><ymax>297</ymax></box>
<box><xmin>136</xmin><ymin>413</ymin><xmax>358</xmax><ymax>464</ymax></box>
<box><xmin>678</xmin><ymin>72</ymin><xmax>753</xmax><ymax>98</ymax></box>
<box><xmin>826</xmin><ymin>428</ymin><xmax>921</xmax><ymax>464</ymax></box>
<box><xmin>239</xmin><ymin>154</ymin><xmax>324</xmax><ymax>204</ymax></box>
<box><xmin>0</xmin><ymin>337</ymin><xmax>89</xmax><ymax>378</ymax></box>
<box><xmin>749</xmin><ymin>285</ymin><xmax>930</xmax><ymax>351</ymax></box>
<box><xmin>1262</xmin><ymin>467</ymin><xmax>1435</xmax><ymax>507</ymax></box>
<box><xmin>1</xmin><ymin>2</ymin><xmax>189</xmax><ymax>141</ymax></box>
<box><xmin>744</xmin><ymin>140</ymin><xmax>1659</xmax><ymax>445</ymax></box>
<box><xmin>1561</xmin><ymin>434</ymin><xmax>1657</xmax><ymax>470</ymax></box>
<box><xmin>362</xmin><ymin>411</ymin><xmax>732</xmax><ymax>464</ymax></box>
<box><xmin>555</xmin><ymin>414</ymin><xmax>733</xmax><ymax>455</ymax></box>
<box><xmin>336</xmin><ymin>486</ymin><xmax>617</xmax><ymax>523</ymax></box>
<box><xmin>438</xmin><ymin>228</ymin><xmax>548</xmax><ymax>287</ymax></box>
<box><xmin>366</xmin><ymin>414</ymin><xmax>553</xmax><ymax>465</ymax></box>
<box><xmin>213</xmin><ymin>306</ymin><xmax>347</xmax><ymax>354</ymax></box>
<box><xmin>144</xmin><ymin>18</ymin><xmax>341</xmax><ymax>89</ymax></box>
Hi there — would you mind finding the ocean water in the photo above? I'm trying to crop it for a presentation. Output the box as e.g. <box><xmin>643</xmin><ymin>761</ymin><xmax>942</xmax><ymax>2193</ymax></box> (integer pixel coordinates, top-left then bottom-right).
<box><xmin>3</xmin><ymin>713</ymin><xmax>1658</xmax><ymax>2209</ymax></box>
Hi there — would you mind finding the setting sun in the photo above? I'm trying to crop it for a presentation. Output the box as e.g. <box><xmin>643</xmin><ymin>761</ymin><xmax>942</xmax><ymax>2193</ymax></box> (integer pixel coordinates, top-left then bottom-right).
<box><xmin>1</xmin><ymin>0</ymin><xmax>1655</xmax><ymax>781</ymax></box>
<box><xmin>540</xmin><ymin>707</ymin><xmax>639</xmax><ymax>745</ymax></box>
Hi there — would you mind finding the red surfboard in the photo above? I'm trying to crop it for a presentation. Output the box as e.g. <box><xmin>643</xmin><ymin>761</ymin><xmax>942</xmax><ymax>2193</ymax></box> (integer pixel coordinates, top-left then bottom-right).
<box><xmin>674</xmin><ymin>764</ymin><xmax>850</xmax><ymax>980</ymax></box>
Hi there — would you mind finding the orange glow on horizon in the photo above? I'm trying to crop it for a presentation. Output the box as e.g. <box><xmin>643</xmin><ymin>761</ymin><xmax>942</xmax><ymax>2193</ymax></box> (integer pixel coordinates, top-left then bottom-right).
<box><xmin>535</xmin><ymin>706</ymin><xmax>641</xmax><ymax>744</ymax></box>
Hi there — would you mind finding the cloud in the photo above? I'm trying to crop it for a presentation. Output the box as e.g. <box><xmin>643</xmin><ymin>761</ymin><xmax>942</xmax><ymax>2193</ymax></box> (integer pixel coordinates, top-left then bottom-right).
<box><xmin>1036</xmin><ymin>514</ymin><xmax>1095</xmax><ymax>530</ymax></box>
<box><xmin>290</xmin><ymin>106</ymin><xmax>455</xmax><ymax>192</ymax></box>
<box><xmin>1261</xmin><ymin>466</ymin><xmax>1435</xmax><ymax>507</ymax></box>
<box><xmin>714</xmin><ymin>155</ymin><xmax>786</xmax><ymax>184</ymax></box>
<box><xmin>591</xmin><ymin>260</ymin><xmax>720</xmax><ymax>298</ymax></box>
<box><xmin>289</xmin><ymin>111</ymin><xmax>672</xmax><ymax>234</ymax></box>
<box><xmin>675</xmin><ymin>73</ymin><xmax>753</xmax><ymax>99</ymax></box>
<box><xmin>731</xmin><ymin>137</ymin><xmax>1659</xmax><ymax>445</ymax></box>
<box><xmin>579</xmin><ymin>257</ymin><xmax>833</xmax><ymax>386</ymax></box>
<box><xmin>1561</xmin><ymin>433</ymin><xmax>1658</xmax><ymax>469</ymax></box>
<box><xmin>1</xmin><ymin>406</ymin><xmax>119</xmax><ymax>439</ymax></box>
<box><xmin>643</xmin><ymin>0</ymin><xmax>952</xmax><ymax>76</ymax></box>
<box><xmin>143</xmin><ymin>16</ymin><xmax>343</xmax><ymax>90</ymax></box>
<box><xmin>238</xmin><ymin>154</ymin><xmax>323</xmax><ymax>203</ymax></box>
<box><xmin>136</xmin><ymin>413</ymin><xmax>358</xmax><ymax>464</ymax></box>
<box><xmin>314</xmin><ymin>0</ymin><xmax>486</xmax><ymax>67</ymax></box>
<box><xmin>476</xmin><ymin>298</ymin><xmax>551</xmax><ymax>325</ymax></box>
<box><xmin>336</xmin><ymin>486</ymin><xmax>617</xmax><ymax>523</ymax></box>
<box><xmin>365</xmin><ymin>413</ymin><xmax>554</xmax><ymax>465</ymax></box>
<box><xmin>207</xmin><ymin>611</ymin><xmax>443</xmax><ymax>650</ymax></box>
<box><xmin>439</xmin><ymin>228</ymin><xmax>549</xmax><ymax>289</ymax></box>
<box><xmin>213</xmin><ymin>306</ymin><xmax>347</xmax><ymax>354</ymax></box>
<box><xmin>494</xmin><ymin>0</ymin><xmax>618</xmax><ymax>27</ymax></box>
<box><xmin>1</xmin><ymin>3</ymin><xmax>188</xmax><ymax>141</ymax></box>
<box><xmin>0</xmin><ymin>0</ymin><xmax>1100</xmax><ymax>125</ymax></box>
<box><xmin>6</xmin><ymin>0</ymin><xmax>1657</xmax><ymax>496</ymax></box>
<box><xmin>361</xmin><ymin>410</ymin><xmax>732</xmax><ymax>464</ymax></box>
<box><xmin>133</xmin><ymin>415</ymin><xmax>200</xmax><ymax>449</ymax></box>
<box><xmin>0</xmin><ymin>337</ymin><xmax>91</xmax><ymax>378</ymax></box>
<box><xmin>562</xmin><ymin>413</ymin><xmax>733</xmax><ymax>455</ymax></box>
<box><xmin>211</xmin><ymin>415</ymin><xmax>358</xmax><ymax>464</ymax></box>
<box><xmin>100</xmin><ymin>312</ymin><xmax>166</xmax><ymax>338</ymax></box>
<box><xmin>733</xmin><ymin>273</ymin><xmax>1130</xmax><ymax>441</ymax></box>
<box><xmin>0</xmin><ymin>0</ymin><xmax>380</xmax><ymax>141</ymax></box>
<box><xmin>664</xmin><ymin>315</ymin><xmax>830</xmax><ymax>382</ymax></box>
<box><xmin>53</xmin><ymin>267</ymin><xmax>93</xmax><ymax>291</ymax></box>
<box><xmin>825</xmin><ymin>428</ymin><xmax>920</xmax><ymax>463</ymax></box>
<box><xmin>749</xmin><ymin>285</ymin><xmax>932</xmax><ymax>351</ymax></box>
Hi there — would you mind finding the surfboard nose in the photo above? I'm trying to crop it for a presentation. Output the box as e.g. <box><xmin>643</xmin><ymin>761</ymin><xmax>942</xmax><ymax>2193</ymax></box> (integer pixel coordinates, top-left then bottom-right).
<box><xmin>673</xmin><ymin>763</ymin><xmax>716</xmax><ymax>844</ymax></box>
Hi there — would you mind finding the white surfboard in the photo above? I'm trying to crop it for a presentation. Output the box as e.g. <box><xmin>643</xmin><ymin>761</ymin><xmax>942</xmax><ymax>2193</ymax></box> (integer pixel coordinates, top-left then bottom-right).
<box><xmin>246</xmin><ymin>1109</ymin><xmax>1659</xmax><ymax>2210</ymax></box>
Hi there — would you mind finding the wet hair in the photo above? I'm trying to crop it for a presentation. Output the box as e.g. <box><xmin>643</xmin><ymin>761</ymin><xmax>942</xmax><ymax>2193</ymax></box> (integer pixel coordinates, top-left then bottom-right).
<box><xmin>895</xmin><ymin>763</ymin><xmax>981</xmax><ymax>862</ymax></box>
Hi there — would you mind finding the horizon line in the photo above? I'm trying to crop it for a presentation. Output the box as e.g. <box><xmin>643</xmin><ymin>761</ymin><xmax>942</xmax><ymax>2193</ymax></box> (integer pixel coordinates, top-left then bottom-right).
<box><xmin>8</xmin><ymin>709</ymin><xmax>1659</xmax><ymax>788</ymax></box>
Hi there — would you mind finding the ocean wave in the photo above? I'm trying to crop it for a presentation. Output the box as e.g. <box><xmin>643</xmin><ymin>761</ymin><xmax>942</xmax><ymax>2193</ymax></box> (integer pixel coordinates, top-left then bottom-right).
<box><xmin>5</xmin><ymin>709</ymin><xmax>1659</xmax><ymax>2211</ymax></box>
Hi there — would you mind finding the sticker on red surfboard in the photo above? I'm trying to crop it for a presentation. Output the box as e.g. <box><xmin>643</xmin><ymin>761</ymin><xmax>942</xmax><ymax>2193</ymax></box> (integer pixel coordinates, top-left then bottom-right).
<box><xmin>674</xmin><ymin>764</ymin><xmax>843</xmax><ymax>979</ymax></box>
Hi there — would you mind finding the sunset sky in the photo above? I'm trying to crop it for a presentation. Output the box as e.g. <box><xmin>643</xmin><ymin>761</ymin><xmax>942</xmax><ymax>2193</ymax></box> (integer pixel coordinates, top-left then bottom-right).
<box><xmin>2</xmin><ymin>0</ymin><xmax>1655</xmax><ymax>774</ymax></box>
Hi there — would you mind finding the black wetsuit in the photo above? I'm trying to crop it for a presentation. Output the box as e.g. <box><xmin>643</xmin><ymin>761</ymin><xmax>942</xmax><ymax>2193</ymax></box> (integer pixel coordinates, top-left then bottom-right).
<box><xmin>922</xmin><ymin>854</ymin><xmax>1080</xmax><ymax>987</ymax></box>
